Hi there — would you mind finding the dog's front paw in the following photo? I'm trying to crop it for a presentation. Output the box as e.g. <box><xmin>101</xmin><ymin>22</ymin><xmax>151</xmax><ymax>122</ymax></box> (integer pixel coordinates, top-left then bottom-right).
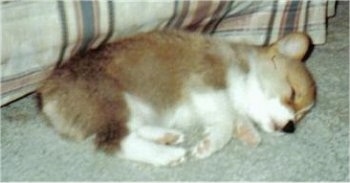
<box><xmin>168</xmin><ymin>151</ymin><xmax>187</xmax><ymax>167</ymax></box>
<box><xmin>191</xmin><ymin>137</ymin><xmax>213</xmax><ymax>159</ymax></box>
<box><xmin>136</xmin><ymin>126</ymin><xmax>185</xmax><ymax>146</ymax></box>
<box><xmin>233</xmin><ymin>120</ymin><xmax>261</xmax><ymax>147</ymax></box>
<box><xmin>154</xmin><ymin>147</ymin><xmax>187</xmax><ymax>167</ymax></box>
<box><xmin>155</xmin><ymin>131</ymin><xmax>185</xmax><ymax>145</ymax></box>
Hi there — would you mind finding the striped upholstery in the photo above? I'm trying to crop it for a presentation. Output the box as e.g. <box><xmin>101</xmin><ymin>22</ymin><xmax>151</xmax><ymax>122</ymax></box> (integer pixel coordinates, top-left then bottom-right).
<box><xmin>1</xmin><ymin>0</ymin><xmax>335</xmax><ymax>106</ymax></box>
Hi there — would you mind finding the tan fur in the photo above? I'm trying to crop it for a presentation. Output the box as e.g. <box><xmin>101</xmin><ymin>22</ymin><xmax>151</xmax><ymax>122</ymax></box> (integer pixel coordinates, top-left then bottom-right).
<box><xmin>267</xmin><ymin>33</ymin><xmax>316</xmax><ymax>120</ymax></box>
<box><xmin>105</xmin><ymin>30</ymin><xmax>230</xmax><ymax>111</ymax></box>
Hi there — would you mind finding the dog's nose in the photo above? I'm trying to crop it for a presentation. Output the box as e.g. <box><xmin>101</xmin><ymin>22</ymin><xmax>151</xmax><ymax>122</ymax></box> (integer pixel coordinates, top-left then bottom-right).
<box><xmin>282</xmin><ymin>120</ymin><xmax>295</xmax><ymax>133</ymax></box>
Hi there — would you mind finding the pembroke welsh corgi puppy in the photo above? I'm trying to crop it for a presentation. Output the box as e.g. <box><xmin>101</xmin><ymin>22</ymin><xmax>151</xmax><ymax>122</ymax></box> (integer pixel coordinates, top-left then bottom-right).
<box><xmin>37</xmin><ymin>30</ymin><xmax>316</xmax><ymax>166</ymax></box>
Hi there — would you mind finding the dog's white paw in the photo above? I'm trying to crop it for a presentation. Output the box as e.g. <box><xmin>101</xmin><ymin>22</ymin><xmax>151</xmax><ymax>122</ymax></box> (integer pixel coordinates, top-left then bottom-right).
<box><xmin>137</xmin><ymin>126</ymin><xmax>185</xmax><ymax>145</ymax></box>
<box><xmin>155</xmin><ymin>130</ymin><xmax>185</xmax><ymax>145</ymax></box>
<box><xmin>168</xmin><ymin>153</ymin><xmax>186</xmax><ymax>167</ymax></box>
<box><xmin>153</xmin><ymin>147</ymin><xmax>187</xmax><ymax>167</ymax></box>
<box><xmin>191</xmin><ymin>137</ymin><xmax>213</xmax><ymax>159</ymax></box>
<box><xmin>233</xmin><ymin>119</ymin><xmax>262</xmax><ymax>147</ymax></box>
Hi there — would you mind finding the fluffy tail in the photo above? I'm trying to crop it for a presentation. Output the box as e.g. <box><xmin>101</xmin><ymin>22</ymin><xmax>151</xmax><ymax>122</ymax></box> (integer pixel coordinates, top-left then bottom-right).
<box><xmin>38</xmin><ymin>59</ymin><xmax>129</xmax><ymax>153</ymax></box>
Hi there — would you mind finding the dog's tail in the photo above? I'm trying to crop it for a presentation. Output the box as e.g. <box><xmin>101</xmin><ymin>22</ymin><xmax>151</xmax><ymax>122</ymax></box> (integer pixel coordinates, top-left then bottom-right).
<box><xmin>38</xmin><ymin>60</ymin><xmax>129</xmax><ymax>153</ymax></box>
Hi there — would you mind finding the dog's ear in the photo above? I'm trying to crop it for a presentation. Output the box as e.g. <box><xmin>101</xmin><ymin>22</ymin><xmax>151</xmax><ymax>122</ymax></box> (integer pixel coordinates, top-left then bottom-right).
<box><xmin>272</xmin><ymin>32</ymin><xmax>310</xmax><ymax>61</ymax></box>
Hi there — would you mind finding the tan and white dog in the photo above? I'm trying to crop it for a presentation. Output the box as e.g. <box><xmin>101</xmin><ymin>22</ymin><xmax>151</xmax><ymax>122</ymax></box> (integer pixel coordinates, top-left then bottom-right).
<box><xmin>38</xmin><ymin>30</ymin><xmax>316</xmax><ymax>166</ymax></box>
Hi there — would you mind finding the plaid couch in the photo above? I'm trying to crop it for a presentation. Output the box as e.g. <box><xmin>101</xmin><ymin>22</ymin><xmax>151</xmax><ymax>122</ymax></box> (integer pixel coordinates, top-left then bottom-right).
<box><xmin>1</xmin><ymin>0</ymin><xmax>336</xmax><ymax>106</ymax></box>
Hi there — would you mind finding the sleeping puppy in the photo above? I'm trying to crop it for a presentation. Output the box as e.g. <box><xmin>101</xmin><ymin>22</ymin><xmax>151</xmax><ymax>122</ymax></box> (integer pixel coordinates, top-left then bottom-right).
<box><xmin>37</xmin><ymin>30</ymin><xmax>316</xmax><ymax>166</ymax></box>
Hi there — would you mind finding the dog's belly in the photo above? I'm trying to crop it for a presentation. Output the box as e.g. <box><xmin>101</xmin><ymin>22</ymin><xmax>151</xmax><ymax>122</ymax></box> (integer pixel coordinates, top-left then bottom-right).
<box><xmin>124</xmin><ymin>92</ymin><xmax>196</xmax><ymax>131</ymax></box>
<box><xmin>123</xmin><ymin>87</ymin><xmax>234</xmax><ymax>132</ymax></box>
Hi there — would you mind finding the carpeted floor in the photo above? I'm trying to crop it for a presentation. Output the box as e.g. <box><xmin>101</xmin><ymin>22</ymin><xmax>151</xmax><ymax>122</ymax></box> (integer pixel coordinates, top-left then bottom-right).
<box><xmin>1</xmin><ymin>2</ymin><xmax>349</xmax><ymax>181</ymax></box>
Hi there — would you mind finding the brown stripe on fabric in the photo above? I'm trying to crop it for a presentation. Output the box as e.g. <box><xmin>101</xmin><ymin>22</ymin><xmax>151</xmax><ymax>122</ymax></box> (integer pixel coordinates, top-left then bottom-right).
<box><xmin>2</xmin><ymin>63</ymin><xmax>53</xmax><ymax>82</ymax></box>
<box><xmin>202</xmin><ymin>1</ymin><xmax>228</xmax><ymax>33</ymax></box>
<box><xmin>167</xmin><ymin>1</ymin><xmax>190</xmax><ymax>29</ymax></box>
<box><xmin>263</xmin><ymin>0</ymin><xmax>278</xmax><ymax>45</ymax></box>
<box><xmin>100</xmin><ymin>0</ymin><xmax>115</xmax><ymax>45</ymax></box>
<box><xmin>291</xmin><ymin>1</ymin><xmax>302</xmax><ymax>32</ymax></box>
<box><xmin>203</xmin><ymin>1</ymin><xmax>232</xmax><ymax>34</ymax></box>
<box><xmin>1</xmin><ymin>84</ymin><xmax>40</xmax><ymax>106</ymax></box>
<box><xmin>165</xmin><ymin>0</ymin><xmax>179</xmax><ymax>28</ymax></box>
<box><xmin>1</xmin><ymin>67</ymin><xmax>54</xmax><ymax>94</ymax></box>
<box><xmin>87</xmin><ymin>1</ymin><xmax>100</xmax><ymax>49</ymax></box>
<box><xmin>304</xmin><ymin>0</ymin><xmax>310</xmax><ymax>32</ymax></box>
<box><xmin>186</xmin><ymin>1</ymin><xmax>213</xmax><ymax>31</ymax></box>
<box><xmin>56</xmin><ymin>1</ymin><xmax>69</xmax><ymax>67</ymax></box>
<box><xmin>70</xmin><ymin>1</ymin><xmax>84</xmax><ymax>58</ymax></box>
<box><xmin>279</xmin><ymin>1</ymin><xmax>291</xmax><ymax>38</ymax></box>
<box><xmin>280</xmin><ymin>0</ymin><xmax>301</xmax><ymax>37</ymax></box>
<box><xmin>2</xmin><ymin>82</ymin><xmax>42</xmax><ymax>97</ymax></box>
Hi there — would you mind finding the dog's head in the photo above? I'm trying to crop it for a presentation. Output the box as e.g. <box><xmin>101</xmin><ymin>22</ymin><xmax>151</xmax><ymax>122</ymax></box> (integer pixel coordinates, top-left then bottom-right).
<box><xmin>245</xmin><ymin>32</ymin><xmax>316</xmax><ymax>134</ymax></box>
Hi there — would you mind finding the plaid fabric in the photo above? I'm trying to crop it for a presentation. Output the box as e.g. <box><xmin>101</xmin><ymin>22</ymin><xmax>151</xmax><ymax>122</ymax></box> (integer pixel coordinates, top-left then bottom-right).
<box><xmin>1</xmin><ymin>0</ymin><xmax>335</xmax><ymax>106</ymax></box>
